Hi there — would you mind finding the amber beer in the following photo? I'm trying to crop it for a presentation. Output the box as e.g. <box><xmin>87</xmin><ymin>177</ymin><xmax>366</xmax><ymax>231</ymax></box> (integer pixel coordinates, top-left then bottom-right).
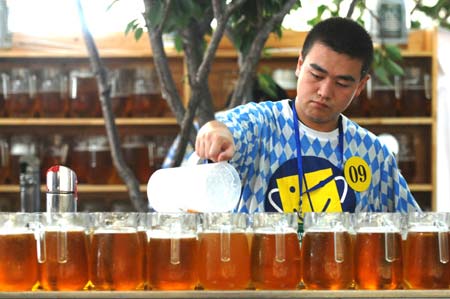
<box><xmin>128</xmin><ymin>93</ymin><xmax>166</xmax><ymax>117</ymax></box>
<box><xmin>354</xmin><ymin>231</ymin><xmax>403</xmax><ymax>289</ymax></box>
<box><xmin>198</xmin><ymin>232</ymin><xmax>250</xmax><ymax>290</ymax></box>
<box><xmin>403</xmin><ymin>230</ymin><xmax>450</xmax><ymax>289</ymax></box>
<box><xmin>0</xmin><ymin>231</ymin><xmax>38</xmax><ymax>291</ymax></box>
<box><xmin>37</xmin><ymin>91</ymin><xmax>68</xmax><ymax>117</ymax></box>
<box><xmin>89</xmin><ymin>229</ymin><xmax>144</xmax><ymax>290</ymax></box>
<box><xmin>301</xmin><ymin>231</ymin><xmax>354</xmax><ymax>290</ymax></box>
<box><xmin>5</xmin><ymin>92</ymin><xmax>36</xmax><ymax>118</ymax></box>
<box><xmin>251</xmin><ymin>231</ymin><xmax>301</xmax><ymax>290</ymax></box>
<box><xmin>39</xmin><ymin>229</ymin><xmax>89</xmax><ymax>291</ymax></box>
<box><xmin>147</xmin><ymin>234</ymin><xmax>198</xmax><ymax>290</ymax></box>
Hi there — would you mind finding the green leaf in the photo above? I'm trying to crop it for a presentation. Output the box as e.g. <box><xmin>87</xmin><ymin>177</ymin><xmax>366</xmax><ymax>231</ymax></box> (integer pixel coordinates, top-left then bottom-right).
<box><xmin>385</xmin><ymin>59</ymin><xmax>404</xmax><ymax>76</ymax></box>
<box><xmin>257</xmin><ymin>73</ymin><xmax>278</xmax><ymax>99</ymax></box>
<box><xmin>373</xmin><ymin>67</ymin><xmax>390</xmax><ymax>86</ymax></box>
<box><xmin>125</xmin><ymin>19</ymin><xmax>138</xmax><ymax>36</ymax></box>
<box><xmin>134</xmin><ymin>27</ymin><xmax>143</xmax><ymax>41</ymax></box>
<box><xmin>384</xmin><ymin>45</ymin><xmax>403</xmax><ymax>62</ymax></box>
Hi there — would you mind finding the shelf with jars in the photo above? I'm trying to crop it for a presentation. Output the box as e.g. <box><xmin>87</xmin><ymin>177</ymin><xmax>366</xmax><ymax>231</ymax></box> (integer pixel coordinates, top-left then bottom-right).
<box><xmin>0</xmin><ymin>27</ymin><xmax>439</xmax><ymax>211</ymax></box>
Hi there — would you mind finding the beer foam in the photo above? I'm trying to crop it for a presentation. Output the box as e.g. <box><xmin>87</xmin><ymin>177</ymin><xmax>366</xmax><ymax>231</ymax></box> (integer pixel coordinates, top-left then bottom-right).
<box><xmin>356</xmin><ymin>227</ymin><xmax>400</xmax><ymax>233</ymax></box>
<box><xmin>147</xmin><ymin>229</ymin><xmax>196</xmax><ymax>239</ymax></box>
<box><xmin>408</xmin><ymin>226</ymin><xmax>448</xmax><ymax>233</ymax></box>
<box><xmin>304</xmin><ymin>227</ymin><xmax>348</xmax><ymax>233</ymax></box>
<box><xmin>45</xmin><ymin>225</ymin><xmax>85</xmax><ymax>232</ymax></box>
<box><xmin>253</xmin><ymin>227</ymin><xmax>297</xmax><ymax>234</ymax></box>
<box><xmin>93</xmin><ymin>227</ymin><xmax>137</xmax><ymax>234</ymax></box>
<box><xmin>0</xmin><ymin>228</ymin><xmax>33</xmax><ymax>235</ymax></box>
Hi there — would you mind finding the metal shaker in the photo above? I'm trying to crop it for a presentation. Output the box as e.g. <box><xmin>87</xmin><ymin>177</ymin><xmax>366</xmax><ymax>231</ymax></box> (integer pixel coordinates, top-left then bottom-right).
<box><xmin>46</xmin><ymin>165</ymin><xmax>77</xmax><ymax>212</ymax></box>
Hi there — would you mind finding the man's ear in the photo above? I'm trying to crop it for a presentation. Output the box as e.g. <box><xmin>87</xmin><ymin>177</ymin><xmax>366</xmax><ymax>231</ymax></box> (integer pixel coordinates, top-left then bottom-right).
<box><xmin>355</xmin><ymin>74</ymin><xmax>371</xmax><ymax>98</ymax></box>
<box><xmin>295</xmin><ymin>55</ymin><xmax>303</xmax><ymax>77</ymax></box>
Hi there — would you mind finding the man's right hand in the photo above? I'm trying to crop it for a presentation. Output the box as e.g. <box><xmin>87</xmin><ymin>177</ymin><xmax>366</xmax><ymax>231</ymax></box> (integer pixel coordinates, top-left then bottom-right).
<box><xmin>195</xmin><ymin>120</ymin><xmax>235</xmax><ymax>162</ymax></box>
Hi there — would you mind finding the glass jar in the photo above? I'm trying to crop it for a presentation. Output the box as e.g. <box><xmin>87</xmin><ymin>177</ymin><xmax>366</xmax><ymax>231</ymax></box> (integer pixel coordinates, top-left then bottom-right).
<box><xmin>367</xmin><ymin>75</ymin><xmax>400</xmax><ymax>117</ymax></box>
<box><xmin>69</xmin><ymin>69</ymin><xmax>100</xmax><ymax>118</ymax></box>
<box><xmin>40</xmin><ymin>134</ymin><xmax>69</xmax><ymax>180</ymax></box>
<box><xmin>36</xmin><ymin>67</ymin><xmax>69</xmax><ymax>117</ymax></box>
<box><xmin>122</xmin><ymin>135</ymin><xmax>155</xmax><ymax>184</ymax></box>
<box><xmin>129</xmin><ymin>67</ymin><xmax>165</xmax><ymax>117</ymax></box>
<box><xmin>109</xmin><ymin>68</ymin><xmax>132</xmax><ymax>117</ymax></box>
<box><xmin>9</xmin><ymin>135</ymin><xmax>39</xmax><ymax>184</ymax></box>
<box><xmin>2</xmin><ymin>68</ymin><xmax>37</xmax><ymax>117</ymax></box>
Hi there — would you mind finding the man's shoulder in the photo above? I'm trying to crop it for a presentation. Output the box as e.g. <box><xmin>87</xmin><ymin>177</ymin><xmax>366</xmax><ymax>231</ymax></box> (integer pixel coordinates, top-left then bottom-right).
<box><xmin>343</xmin><ymin>115</ymin><xmax>387</xmax><ymax>149</ymax></box>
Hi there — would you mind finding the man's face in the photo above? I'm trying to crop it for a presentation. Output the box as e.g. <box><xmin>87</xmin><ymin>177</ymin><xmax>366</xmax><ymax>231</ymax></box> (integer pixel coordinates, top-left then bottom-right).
<box><xmin>295</xmin><ymin>42</ymin><xmax>369</xmax><ymax>132</ymax></box>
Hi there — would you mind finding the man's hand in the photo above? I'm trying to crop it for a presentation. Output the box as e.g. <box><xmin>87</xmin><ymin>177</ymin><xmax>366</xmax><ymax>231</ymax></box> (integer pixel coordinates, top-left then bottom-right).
<box><xmin>195</xmin><ymin>120</ymin><xmax>235</xmax><ymax>162</ymax></box>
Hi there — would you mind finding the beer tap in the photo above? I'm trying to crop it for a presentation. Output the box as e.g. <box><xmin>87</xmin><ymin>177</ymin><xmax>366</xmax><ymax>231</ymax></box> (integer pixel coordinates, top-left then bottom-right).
<box><xmin>46</xmin><ymin>165</ymin><xmax>78</xmax><ymax>213</ymax></box>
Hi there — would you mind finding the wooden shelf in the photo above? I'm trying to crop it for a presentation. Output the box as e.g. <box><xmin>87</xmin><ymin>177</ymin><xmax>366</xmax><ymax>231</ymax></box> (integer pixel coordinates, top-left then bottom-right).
<box><xmin>351</xmin><ymin>117</ymin><xmax>433</xmax><ymax>125</ymax></box>
<box><xmin>0</xmin><ymin>290</ymin><xmax>449</xmax><ymax>299</ymax></box>
<box><xmin>0</xmin><ymin>184</ymin><xmax>432</xmax><ymax>194</ymax></box>
<box><xmin>0</xmin><ymin>117</ymin><xmax>178</xmax><ymax>126</ymax></box>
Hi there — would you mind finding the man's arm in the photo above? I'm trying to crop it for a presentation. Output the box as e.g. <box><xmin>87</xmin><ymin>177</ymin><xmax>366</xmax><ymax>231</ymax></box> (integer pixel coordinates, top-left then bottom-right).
<box><xmin>195</xmin><ymin>120</ymin><xmax>236</xmax><ymax>162</ymax></box>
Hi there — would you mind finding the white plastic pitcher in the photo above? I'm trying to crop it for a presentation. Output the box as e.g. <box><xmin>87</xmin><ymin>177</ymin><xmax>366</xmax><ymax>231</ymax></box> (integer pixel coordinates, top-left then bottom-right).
<box><xmin>147</xmin><ymin>158</ymin><xmax>241</xmax><ymax>213</ymax></box>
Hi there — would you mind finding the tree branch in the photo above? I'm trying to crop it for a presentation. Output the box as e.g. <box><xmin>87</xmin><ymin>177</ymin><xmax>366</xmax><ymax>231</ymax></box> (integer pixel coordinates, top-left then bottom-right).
<box><xmin>229</xmin><ymin>0</ymin><xmax>297</xmax><ymax>107</ymax></box>
<box><xmin>346</xmin><ymin>0</ymin><xmax>359</xmax><ymax>18</ymax></box>
<box><xmin>76</xmin><ymin>0</ymin><xmax>147</xmax><ymax>211</ymax></box>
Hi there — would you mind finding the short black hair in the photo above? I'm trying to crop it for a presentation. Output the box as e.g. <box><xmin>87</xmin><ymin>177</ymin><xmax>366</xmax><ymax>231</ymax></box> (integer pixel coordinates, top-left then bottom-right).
<box><xmin>301</xmin><ymin>17</ymin><xmax>374</xmax><ymax>79</ymax></box>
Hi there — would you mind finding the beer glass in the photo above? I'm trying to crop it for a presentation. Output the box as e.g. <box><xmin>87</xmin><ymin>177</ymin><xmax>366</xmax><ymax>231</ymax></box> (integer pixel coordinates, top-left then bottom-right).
<box><xmin>129</xmin><ymin>67</ymin><xmax>165</xmax><ymax>117</ymax></box>
<box><xmin>147</xmin><ymin>212</ymin><xmax>199</xmax><ymax>290</ymax></box>
<box><xmin>9</xmin><ymin>135</ymin><xmax>39</xmax><ymax>184</ymax></box>
<box><xmin>302</xmin><ymin>212</ymin><xmax>354</xmax><ymax>290</ymax></box>
<box><xmin>109</xmin><ymin>68</ymin><xmax>132</xmax><ymax>117</ymax></box>
<box><xmin>39</xmin><ymin>212</ymin><xmax>90</xmax><ymax>291</ymax></box>
<box><xmin>198</xmin><ymin>212</ymin><xmax>251</xmax><ymax>290</ymax></box>
<box><xmin>69</xmin><ymin>69</ymin><xmax>100</xmax><ymax>117</ymax></box>
<box><xmin>0</xmin><ymin>213</ymin><xmax>40</xmax><ymax>291</ymax></box>
<box><xmin>251</xmin><ymin>212</ymin><xmax>301</xmax><ymax>290</ymax></box>
<box><xmin>122</xmin><ymin>135</ymin><xmax>155</xmax><ymax>184</ymax></box>
<box><xmin>89</xmin><ymin>212</ymin><xmax>145</xmax><ymax>290</ymax></box>
<box><xmin>2</xmin><ymin>68</ymin><xmax>37</xmax><ymax>118</ymax></box>
<box><xmin>403</xmin><ymin>212</ymin><xmax>450</xmax><ymax>289</ymax></box>
<box><xmin>35</xmin><ymin>67</ymin><xmax>69</xmax><ymax>118</ymax></box>
<box><xmin>354</xmin><ymin>213</ymin><xmax>403</xmax><ymax>290</ymax></box>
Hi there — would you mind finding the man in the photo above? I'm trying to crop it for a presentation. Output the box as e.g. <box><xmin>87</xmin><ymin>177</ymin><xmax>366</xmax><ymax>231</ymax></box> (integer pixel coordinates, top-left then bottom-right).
<box><xmin>195</xmin><ymin>17</ymin><xmax>421</xmax><ymax>214</ymax></box>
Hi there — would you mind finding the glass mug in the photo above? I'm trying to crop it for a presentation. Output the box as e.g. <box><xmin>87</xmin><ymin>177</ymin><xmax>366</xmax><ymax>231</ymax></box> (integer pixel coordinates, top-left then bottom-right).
<box><xmin>403</xmin><ymin>212</ymin><xmax>450</xmax><ymax>289</ymax></box>
<box><xmin>367</xmin><ymin>75</ymin><xmax>401</xmax><ymax>117</ymax></box>
<box><xmin>89</xmin><ymin>212</ymin><xmax>145</xmax><ymax>290</ymax></box>
<box><xmin>69</xmin><ymin>69</ymin><xmax>100</xmax><ymax>117</ymax></box>
<box><xmin>147</xmin><ymin>212</ymin><xmax>199</xmax><ymax>290</ymax></box>
<box><xmin>38</xmin><ymin>212</ymin><xmax>90</xmax><ymax>291</ymax></box>
<box><xmin>40</xmin><ymin>134</ymin><xmax>69</xmax><ymax>181</ymax></box>
<box><xmin>35</xmin><ymin>67</ymin><xmax>69</xmax><ymax>118</ymax></box>
<box><xmin>0</xmin><ymin>213</ymin><xmax>41</xmax><ymax>291</ymax></box>
<box><xmin>250</xmin><ymin>212</ymin><xmax>301</xmax><ymax>290</ymax></box>
<box><xmin>122</xmin><ymin>135</ymin><xmax>156</xmax><ymax>184</ymax></box>
<box><xmin>9</xmin><ymin>135</ymin><xmax>39</xmax><ymax>185</ymax></box>
<box><xmin>301</xmin><ymin>212</ymin><xmax>354</xmax><ymax>290</ymax></box>
<box><xmin>198</xmin><ymin>212</ymin><xmax>251</xmax><ymax>290</ymax></box>
<box><xmin>109</xmin><ymin>68</ymin><xmax>132</xmax><ymax>117</ymax></box>
<box><xmin>129</xmin><ymin>67</ymin><xmax>165</xmax><ymax>117</ymax></box>
<box><xmin>2</xmin><ymin>68</ymin><xmax>37</xmax><ymax>118</ymax></box>
<box><xmin>353</xmin><ymin>212</ymin><xmax>403</xmax><ymax>290</ymax></box>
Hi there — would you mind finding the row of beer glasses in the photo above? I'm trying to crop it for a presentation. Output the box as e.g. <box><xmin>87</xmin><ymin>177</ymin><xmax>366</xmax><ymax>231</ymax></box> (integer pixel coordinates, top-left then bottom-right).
<box><xmin>0</xmin><ymin>66</ymin><xmax>170</xmax><ymax>118</ymax></box>
<box><xmin>1</xmin><ymin>211</ymin><xmax>450</xmax><ymax>292</ymax></box>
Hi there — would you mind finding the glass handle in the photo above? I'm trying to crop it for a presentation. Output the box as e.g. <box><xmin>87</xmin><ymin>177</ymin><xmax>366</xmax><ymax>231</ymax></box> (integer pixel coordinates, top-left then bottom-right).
<box><xmin>384</xmin><ymin>232</ymin><xmax>397</xmax><ymax>262</ymax></box>
<box><xmin>438</xmin><ymin>231</ymin><xmax>449</xmax><ymax>264</ymax></box>
<box><xmin>170</xmin><ymin>237</ymin><xmax>180</xmax><ymax>265</ymax></box>
<box><xmin>424</xmin><ymin>74</ymin><xmax>431</xmax><ymax>100</ymax></box>
<box><xmin>57</xmin><ymin>228</ymin><xmax>68</xmax><ymax>263</ymax></box>
<box><xmin>33</xmin><ymin>222</ymin><xmax>46</xmax><ymax>263</ymax></box>
<box><xmin>394</xmin><ymin>75</ymin><xmax>401</xmax><ymax>100</ymax></box>
<box><xmin>275</xmin><ymin>232</ymin><xmax>286</xmax><ymax>263</ymax></box>
<box><xmin>2</xmin><ymin>73</ymin><xmax>9</xmax><ymax>98</ymax></box>
<box><xmin>29</xmin><ymin>75</ymin><xmax>37</xmax><ymax>98</ymax></box>
<box><xmin>334</xmin><ymin>231</ymin><xmax>344</xmax><ymax>263</ymax></box>
<box><xmin>366</xmin><ymin>78</ymin><xmax>372</xmax><ymax>99</ymax></box>
<box><xmin>70</xmin><ymin>76</ymin><xmax>78</xmax><ymax>99</ymax></box>
<box><xmin>220</xmin><ymin>225</ymin><xmax>231</xmax><ymax>262</ymax></box>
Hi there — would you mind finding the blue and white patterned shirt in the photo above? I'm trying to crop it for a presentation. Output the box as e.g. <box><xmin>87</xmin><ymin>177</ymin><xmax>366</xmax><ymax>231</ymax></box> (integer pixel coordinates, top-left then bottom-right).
<box><xmin>215</xmin><ymin>99</ymin><xmax>421</xmax><ymax>214</ymax></box>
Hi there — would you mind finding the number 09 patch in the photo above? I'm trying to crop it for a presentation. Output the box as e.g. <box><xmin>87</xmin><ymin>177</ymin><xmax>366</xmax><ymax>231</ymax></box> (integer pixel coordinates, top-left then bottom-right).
<box><xmin>344</xmin><ymin>156</ymin><xmax>371</xmax><ymax>192</ymax></box>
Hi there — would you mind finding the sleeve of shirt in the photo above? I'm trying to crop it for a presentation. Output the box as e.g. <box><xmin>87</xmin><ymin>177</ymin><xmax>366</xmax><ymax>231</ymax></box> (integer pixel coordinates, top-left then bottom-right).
<box><xmin>380</xmin><ymin>150</ymin><xmax>422</xmax><ymax>213</ymax></box>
